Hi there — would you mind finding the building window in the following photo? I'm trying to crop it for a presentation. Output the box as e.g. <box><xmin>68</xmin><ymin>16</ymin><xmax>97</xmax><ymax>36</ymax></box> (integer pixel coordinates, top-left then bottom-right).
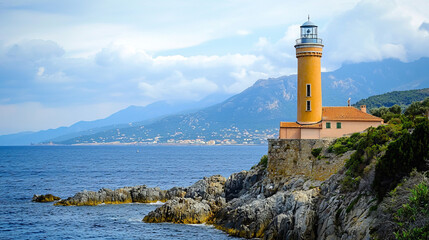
<box><xmin>336</xmin><ymin>122</ymin><xmax>342</xmax><ymax>129</ymax></box>
<box><xmin>326</xmin><ymin>122</ymin><xmax>331</xmax><ymax>129</ymax></box>
<box><xmin>306</xmin><ymin>84</ymin><xmax>311</xmax><ymax>97</ymax></box>
<box><xmin>306</xmin><ymin>100</ymin><xmax>311</xmax><ymax>111</ymax></box>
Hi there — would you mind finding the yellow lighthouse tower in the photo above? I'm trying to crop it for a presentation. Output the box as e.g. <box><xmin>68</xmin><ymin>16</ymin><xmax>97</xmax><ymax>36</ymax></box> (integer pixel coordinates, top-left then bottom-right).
<box><xmin>295</xmin><ymin>16</ymin><xmax>323</xmax><ymax>124</ymax></box>
<box><xmin>278</xmin><ymin>17</ymin><xmax>384</xmax><ymax>139</ymax></box>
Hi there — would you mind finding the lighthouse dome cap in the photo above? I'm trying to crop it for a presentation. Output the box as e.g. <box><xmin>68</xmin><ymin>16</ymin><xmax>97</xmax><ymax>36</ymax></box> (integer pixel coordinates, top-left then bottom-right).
<box><xmin>302</xmin><ymin>20</ymin><xmax>316</xmax><ymax>27</ymax></box>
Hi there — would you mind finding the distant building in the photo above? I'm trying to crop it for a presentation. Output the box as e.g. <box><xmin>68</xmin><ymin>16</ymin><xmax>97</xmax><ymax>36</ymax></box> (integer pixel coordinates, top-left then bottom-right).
<box><xmin>279</xmin><ymin>17</ymin><xmax>383</xmax><ymax>139</ymax></box>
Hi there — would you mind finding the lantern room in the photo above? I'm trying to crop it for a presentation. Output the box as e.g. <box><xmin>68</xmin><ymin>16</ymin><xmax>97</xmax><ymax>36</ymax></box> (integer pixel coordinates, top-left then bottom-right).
<box><xmin>297</xmin><ymin>16</ymin><xmax>322</xmax><ymax>44</ymax></box>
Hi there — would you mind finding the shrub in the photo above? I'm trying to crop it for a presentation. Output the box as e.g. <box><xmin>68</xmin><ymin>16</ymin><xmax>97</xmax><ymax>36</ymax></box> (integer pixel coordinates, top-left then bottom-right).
<box><xmin>394</xmin><ymin>182</ymin><xmax>429</xmax><ymax>239</ymax></box>
<box><xmin>373</xmin><ymin>120</ymin><xmax>429</xmax><ymax>200</ymax></box>
<box><xmin>388</xmin><ymin>117</ymin><xmax>401</xmax><ymax>125</ymax></box>
<box><xmin>328</xmin><ymin>133</ymin><xmax>361</xmax><ymax>155</ymax></box>
<box><xmin>371</xmin><ymin>107</ymin><xmax>390</xmax><ymax>117</ymax></box>
<box><xmin>389</xmin><ymin>104</ymin><xmax>402</xmax><ymax>114</ymax></box>
<box><xmin>258</xmin><ymin>155</ymin><xmax>268</xmax><ymax>169</ymax></box>
<box><xmin>311</xmin><ymin>147</ymin><xmax>322</xmax><ymax>158</ymax></box>
<box><xmin>341</xmin><ymin>175</ymin><xmax>361</xmax><ymax>192</ymax></box>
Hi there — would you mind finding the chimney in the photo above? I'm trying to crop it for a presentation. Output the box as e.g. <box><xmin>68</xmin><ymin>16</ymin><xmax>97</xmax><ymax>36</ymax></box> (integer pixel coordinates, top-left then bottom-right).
<box><xmin>360</xmin><ymin>105</ymin><xmax>367</xmax><ymax>113</ymax></box>
<box><xmin>347</xmin><ymin>98</ymin><xmax>351</xmax><ymax>107</ymax></box>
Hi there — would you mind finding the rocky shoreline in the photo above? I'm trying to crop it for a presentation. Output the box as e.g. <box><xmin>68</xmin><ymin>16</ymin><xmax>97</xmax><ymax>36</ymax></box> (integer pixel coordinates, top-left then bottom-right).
<box><xmin>36</xmin><ymin>151</ymin><xmax>428</xmax><ymax>240</ymax></box>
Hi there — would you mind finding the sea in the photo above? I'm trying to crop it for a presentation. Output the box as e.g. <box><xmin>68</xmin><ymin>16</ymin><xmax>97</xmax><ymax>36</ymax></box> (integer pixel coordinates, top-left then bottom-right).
<box><xmin>0</xmin><ymin>145</ymin><xmax>267</xmax><ymax>239</ymax></box>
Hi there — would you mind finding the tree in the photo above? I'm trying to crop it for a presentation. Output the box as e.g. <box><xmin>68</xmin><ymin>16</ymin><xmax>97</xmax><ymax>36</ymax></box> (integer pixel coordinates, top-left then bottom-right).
<box><xmin>389</xmin><ymin>104</ymin><xmax>402</xmax><ymax>114</ymax></box>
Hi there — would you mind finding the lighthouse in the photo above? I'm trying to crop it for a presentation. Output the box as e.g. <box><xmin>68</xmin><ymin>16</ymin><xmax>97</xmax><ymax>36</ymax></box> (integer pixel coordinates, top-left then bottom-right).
<box><xmin>278</xmin><ymin>17</ymin><xmax>383</xmax><ymax>139</ymax></box>
<box><xmin>295</xmin><ymin>16</ymin><xmax>323</xmax><ymax>124</ymax></box>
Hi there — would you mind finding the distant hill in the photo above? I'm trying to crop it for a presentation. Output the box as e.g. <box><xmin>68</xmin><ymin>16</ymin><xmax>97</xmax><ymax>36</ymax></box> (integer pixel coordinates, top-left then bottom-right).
<box><xmin>0</xmin><ymin>93</ymin><xmax>232</xmax><ymax>145</ymax></box>
<box><xmin>353</xmin><ymin>88</ymin><xmax>429</xmax><ymax>110</ymax></box>
<box><xmin>56</xmin><ymin>58</ymin><xmax>429</xmax><ymax>145</ymax></box>
<box><xmin>2</xmin><ymin>57</ymin><xmax>429</xmax><ymax>145</ymax></box>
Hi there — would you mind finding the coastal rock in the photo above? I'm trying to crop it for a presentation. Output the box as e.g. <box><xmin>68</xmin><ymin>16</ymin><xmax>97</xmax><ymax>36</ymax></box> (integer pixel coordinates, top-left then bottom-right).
<box><xmin>143</xmin><ymin>175</ymin><xmax>227</xmax><ymax>224</ymax></box>
<box><xmin>215</xmin><ymin>183</ymin><xmax>320</xmax><ymax>239</ymax></box>
<box><xmin>130</xmin><ymin>186</ymin><xmax>186</xmax><ymax>203</ymax></box>
<box><xmin>55</xmin><ymin>188</ymin><xmax>132</xmax><ymax>206</ymax></box>
<box><xmin>143</xmin><ymin>197</ymin><xmax>213</xmax><ymax>224</ymax></box>
<box><xmin>32</xmin><ymin>194</ymin><xmax>61</xmax><ymax>202</ymax></box>
<box><xmin>185</xmin><ymin>175</ymin><xmax>226</xmax><ymax>200</ymax></box>
<box><xmin>55</xmin><ymin>185</ymin><xmax>186</xmax><ymax>206</ymax></box>
<box><xmin>225</xmin><ymin>167</ymin><xmax>265</xmax><ymax>201</ymax></box>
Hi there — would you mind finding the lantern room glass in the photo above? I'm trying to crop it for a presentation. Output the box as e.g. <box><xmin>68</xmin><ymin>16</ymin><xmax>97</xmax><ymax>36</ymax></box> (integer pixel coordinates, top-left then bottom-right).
<box><xmin>301</xmin><ymin>26</ymin><xmax>317</xmax><ymax>39</ymax></box>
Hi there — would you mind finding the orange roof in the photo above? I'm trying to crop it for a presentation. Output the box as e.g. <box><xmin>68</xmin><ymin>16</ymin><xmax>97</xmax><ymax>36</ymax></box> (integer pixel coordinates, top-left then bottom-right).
<box><xmin>280</xmin><ymin>122</ymin><xmax>322</xmax><ymax>129</ymax></box>
<box><xmin>322</xmin><ymin>107</ymin><xmax>383</xmax><ymax>122</ymax></box>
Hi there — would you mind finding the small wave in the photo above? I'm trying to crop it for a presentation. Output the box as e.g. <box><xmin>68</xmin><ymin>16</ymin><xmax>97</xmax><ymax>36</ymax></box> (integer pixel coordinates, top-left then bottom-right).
<box><xmin>128</xmin><ymin>217</ymin><xmax>144</xmax><ymax>222</ymax></box>
<box><xmin>148</xmin><ymin>201</ymin><xmax>165</xmax><ymax>205</ymax></box>
<box><xmin>188</xmin><ymin>223</ymin><xmax>213</xmax><ymax>228</ymax></box>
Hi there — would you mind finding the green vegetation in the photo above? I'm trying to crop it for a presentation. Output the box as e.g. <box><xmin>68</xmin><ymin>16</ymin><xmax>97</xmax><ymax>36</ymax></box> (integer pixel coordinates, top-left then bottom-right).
<box><xmin>370</xmin><ymin>97</ymin><xmax>429</xmax><ymax>122</ymax></box>
<box><xmin>328</xmin><ymin>132</ymin><xmax>361</xmax><ymax>155</ymax></box>
<box><xmin>353</xmin><ymin>88</ymin><xmax>429</xmax><ymax>110</ymax></box>
<box><xmin>404</xmin><ymin>97</ymin><xmax>429</xmax><ymax>118</ymax></box>
<box><xmin>370</xmin><ymin>104</ymin><xmax>402</xmax><ymax>122</ymax></box>
<box><xmin>311</xmin><ymin>147</ymin><xmax>322</xmax><ymax>158</ymax></box>
<box><xmin>328</xmin><ymin>98</ymin><xmax>429</xmax><ymax>195</ymax></box>
<box><xmin>346</xmin><ymin>194</ymin><xmax>362</xmax><ymax>213</ymax></box>
<box><xmin>394</xmin><ymin>182</ymin><xmax>429</xmax><ymax>240</ymax></box>
<box><xmin>253</xmin><ymin>155</ymin><xmax>268</xmax><ymax>170</ymax></box>
<box><xmin>373</xmin><ymin>120</ymin><xmax>429</xmax><ymax>199</ymax></box>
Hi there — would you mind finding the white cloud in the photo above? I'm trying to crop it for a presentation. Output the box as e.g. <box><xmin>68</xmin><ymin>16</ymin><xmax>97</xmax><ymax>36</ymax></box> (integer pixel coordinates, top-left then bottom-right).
<box><xmin>322</xmin><ymin>0</ymin><xmax>429</xmax><ymax>69</ymax></box>
<box><xmin>138</xmin><ymin>74</ymin><xmax>218</xmax><ymax>101</ymax></box>
<box><xmin>237</xmin><ymin>30</ymin><xmax>251</xmax><ymax>36</ymax></box>
<box><xmin>1</xmin><ymin>0</ymin><xmax>429</xmax><ymax>134</ymax></box>
<box><xmin>37</xmin><ymin>67</ymin><xmax>44</xmax><ymax>76</ymax></box>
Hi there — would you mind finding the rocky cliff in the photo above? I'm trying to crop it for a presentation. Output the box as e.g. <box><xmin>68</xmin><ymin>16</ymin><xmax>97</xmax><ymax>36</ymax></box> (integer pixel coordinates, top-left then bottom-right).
<box><xmin>46</xmin><ymin>138</ymin><xmax>428</xmax><ymax>239</ymax></box>
<box><xmin>141</xmin><ymin>138</ymin><xmax>428</xmax><ymax>239</ymax></box>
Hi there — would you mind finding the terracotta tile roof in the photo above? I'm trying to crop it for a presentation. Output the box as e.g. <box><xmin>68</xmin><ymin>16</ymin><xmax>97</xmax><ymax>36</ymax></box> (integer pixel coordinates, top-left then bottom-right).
<box><xmin>322</xmin><ymin>107</ymin><xmax>383</xmax><ymax>122</ymax></box>
<box><xmin>280</xmin><ymin>122</ymin><xmax>322</xmax><ymax>128</ymax></box>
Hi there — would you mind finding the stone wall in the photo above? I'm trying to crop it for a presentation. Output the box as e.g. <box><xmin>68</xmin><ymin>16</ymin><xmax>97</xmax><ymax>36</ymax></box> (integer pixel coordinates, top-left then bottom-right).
<box><xmin>267</xmin><ymin>139</ymin><xmax>349</xmax><ymax>182</ymax></box>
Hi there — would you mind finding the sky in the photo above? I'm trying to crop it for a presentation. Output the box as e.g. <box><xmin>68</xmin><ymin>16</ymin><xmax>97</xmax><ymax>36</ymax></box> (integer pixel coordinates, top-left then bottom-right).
<box><xmin>0</xmin><ymin>0</ymin><xmax>428</xmax><ymax>135</ymax></box>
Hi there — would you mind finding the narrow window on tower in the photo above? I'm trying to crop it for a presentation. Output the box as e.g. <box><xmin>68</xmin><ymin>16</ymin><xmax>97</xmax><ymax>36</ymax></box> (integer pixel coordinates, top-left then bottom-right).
<box><xmin>306</xmin><ymin>100</ymin><xmax>311</xmax><ymax>111</ymax></box>
<box><xmin>306</xmin><ymin>84</ymin><xmax>311</xmax><ymax>97</ymax></box>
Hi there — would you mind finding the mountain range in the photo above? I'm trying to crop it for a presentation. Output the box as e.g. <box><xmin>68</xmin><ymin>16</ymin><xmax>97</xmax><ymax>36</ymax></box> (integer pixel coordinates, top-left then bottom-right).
<box><xmin>1</xmin><ymin>57</ymin><xmax>429</xmax><ymax>145</ymax></box>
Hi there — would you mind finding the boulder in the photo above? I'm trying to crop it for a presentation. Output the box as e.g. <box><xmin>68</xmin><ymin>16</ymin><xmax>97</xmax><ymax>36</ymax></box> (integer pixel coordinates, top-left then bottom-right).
<box><xmin>185</xmin><ymin>175</ymin><xmax>226</xmax><ymax>200</ymax></box>
<box><xmin>32</xmin><ymin>194</ymin><xmax>61</xmax><ymax>202</ymax></box>
<box><xmin>215</xmin><ymin>185</ymin><xmax>320</xmax><ymax>239</ymax></box>
<box><xmin>143</xmin><ymin>198</ymin><xmax>213</xmax><ymax>224</ymax></box>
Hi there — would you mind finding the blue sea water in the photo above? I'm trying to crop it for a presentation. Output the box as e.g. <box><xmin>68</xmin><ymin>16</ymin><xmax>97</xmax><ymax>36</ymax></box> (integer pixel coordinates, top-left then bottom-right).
<box><xmin>0</xmin><ymin>145</ymin><xmax>267</xmax><ymax>239</ymax></box>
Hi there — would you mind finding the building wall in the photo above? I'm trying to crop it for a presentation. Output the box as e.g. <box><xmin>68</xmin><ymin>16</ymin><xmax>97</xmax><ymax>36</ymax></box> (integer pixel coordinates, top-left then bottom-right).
<box><xmin>279</xmin><ymin>127</ymin><xmax>302</xmax><ymax>139</ymax></box>
<box><xmin>301</xmin><ymin>128</ymin><xmax>320</xmax><ymax>139</ymax></box>
<box><xmin>267</xmin><ymin>139</ymin><xmax>348</xmax><ymax>182</ymax></box>
<box><xmin>296</xmin><ymin>46</ymin><xmax>323</xmax><ymax>124</ymax></box>
<box><xmin>320</xmin><ymin>120</ymin><xmax>383</xmax><ymax>138</ymax></box>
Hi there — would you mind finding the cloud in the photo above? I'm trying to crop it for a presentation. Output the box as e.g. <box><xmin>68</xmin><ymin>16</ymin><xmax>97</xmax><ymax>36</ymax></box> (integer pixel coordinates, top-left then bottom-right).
<box><xmin>138</xmin><ymin>73</ymin><xmax>218</xmax><ymax>101</ymax></box>
<box><xmin>6</xmin><ymin>39</ymin><xmax>64</xmax><ymax>61</ymax></box>
<box><xmin>419</xmin><ymin>22</ymin><xmax>429</xmax><ymax>32</ymax></box>
<box><xmin>322</xmin><ymin>0</ymin><xmax>429</xmax><ymax>69</ymax></box>
<box><xmin>0</xmin><ymin>0</ymin><xmax>429</xmax><ymax>134</ymax></box>
<box><xmin>37</xmin><ymin>67</ymin><xmax>44</xmax><ymax>76</ymax></box>
<box><xmin>237</xmin><ymin>30</ymin><xmax>251</xmax><ymax>36</ymax></box>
